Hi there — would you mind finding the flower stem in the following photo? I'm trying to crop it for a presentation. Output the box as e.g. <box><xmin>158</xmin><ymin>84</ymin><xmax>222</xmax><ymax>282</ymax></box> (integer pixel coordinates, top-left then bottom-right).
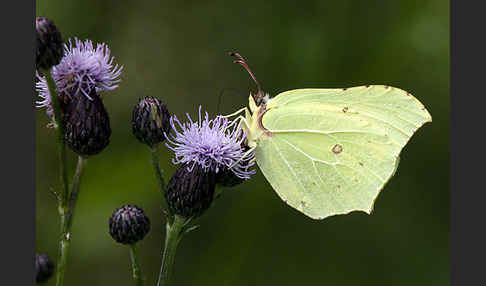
<box><xmin>42</xmin><ymin>69</ymin><xmax>74</xmax><ymax>286</ymax></box>
<box><xmin>66</xmin><ymin>156</ymin><xmax>85</xmax><ymax>229</ymax></box>
<box><xmin>150</xmin><ymin>147</ymin><xmax>170</xmax><ymax>216</ymax></box>
<box><xmin>55</xmin><ymin>214</ymin><xmax>70</xmax><ymax>286</ymax></box>
<box><xmin>157</xmin><ymin>215</ymin><xmax>187</xmax><ymax>286</ymax></box>
<box><xmin>55</xmin><ymin>155</ymin><xmax>85</xmax><ymax>286</ymax></box>
<box><xmin>44</xmin><ymin>70</ymin><xmax>69</xmax><ymax>203</ymax></box>
<box><xmin>129</xmin><ymin>244</ymin><xmax>144</xmax><ymax>286</ymax></box>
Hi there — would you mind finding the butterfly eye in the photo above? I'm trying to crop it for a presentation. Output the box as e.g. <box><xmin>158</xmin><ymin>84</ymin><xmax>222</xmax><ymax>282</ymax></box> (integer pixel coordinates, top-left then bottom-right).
<box><xmin>229</xmin><ymin>52</ymin><xmax>266</xmax><ymax>106</ymax></box>
<box><xmin>250</xmin><ymin>91</ymin><xmax>263</xmax><ymax>106</ymax></box>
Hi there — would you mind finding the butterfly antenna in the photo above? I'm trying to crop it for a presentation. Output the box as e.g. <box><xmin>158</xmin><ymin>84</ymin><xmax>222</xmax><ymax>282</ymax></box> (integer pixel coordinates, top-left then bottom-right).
<box><xmin>229</xmin><ymin>52</ymin><xmax>265</xmax><ymax>105</ymax></box>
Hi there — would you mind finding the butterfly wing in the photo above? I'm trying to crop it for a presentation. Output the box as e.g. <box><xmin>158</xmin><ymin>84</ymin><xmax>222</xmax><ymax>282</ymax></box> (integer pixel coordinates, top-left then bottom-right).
<box><xmin>255</xmin><ymin>85</ymin><xmax>431</xmax><ymax>219</ymax></box>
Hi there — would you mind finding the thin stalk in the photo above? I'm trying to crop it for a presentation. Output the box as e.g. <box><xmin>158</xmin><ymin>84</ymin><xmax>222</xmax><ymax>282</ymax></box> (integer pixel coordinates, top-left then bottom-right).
<box><xmin>55</xmin><ymin>155</ymin><xmax>85</xmax><ymax>286</ymax></box>
<box><xmin>150</xmin><ymin>147</ymin><xmax>170</xmax><ymax>216</ymax></box>
<box><xmin>55</xmin><ymin>214</ymin><xmax>70</xmax><ymax>286</ymax></box>
<box><xmin>42</xmin><ymin>69</ymin><xmax>72</xmax><ymax>286</ymax></box>
<box><xmin>44</xmin><ymin>70</ymin><xmax>69</xmax><ymax>203</ymax></box>
<box><xmin>66</xmin><ymin>156</ymin><xmax>85</xmax><ymax>230</ymax></box>
<box><xmin>157</xmin><ymin>215</ymin><xmax>187</xmax><ymax>286</ymax></box>
<box><xmin>129</xmin><ymin>244</ymin><xmax>144</xmax><ymax>286</ymax></box>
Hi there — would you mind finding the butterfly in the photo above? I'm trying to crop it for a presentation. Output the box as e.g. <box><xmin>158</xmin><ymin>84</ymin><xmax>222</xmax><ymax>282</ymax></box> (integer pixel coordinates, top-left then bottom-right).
<box><xmin>227</xmin><ymin>52</ymin><xmax>432</xmax><ymax>220</ymax></box>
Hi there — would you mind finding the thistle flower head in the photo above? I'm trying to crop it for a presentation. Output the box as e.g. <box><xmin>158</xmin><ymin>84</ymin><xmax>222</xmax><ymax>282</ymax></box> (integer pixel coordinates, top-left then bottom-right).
<box><xmin>166</xmin><ymin>107</ymin><xmax>255</xmax><ymax>179</ymax></box>
<box><xmin>35</xmin><ymin>38</ymin><xmax>122</xmax><ymax>118</ymax></box>
<box><xmin>166</xmin><ymin>164</ymin><xmax>217</xmax><ymax>218</ymax></box>
<box><xmin>36</xmin><ymin>16</ymin><xmax>63</xmax><ymax>70</ymax></box>
<box><xmin>35</xmin><ymin>253</ymin><xmax>54</xmax><ymax>284</ymax></box>
<box><xmin>52</xmin><ymin>38</ymin><xmax>123</xmax><ymax>99</ymax></box>
<box><xmin>109</xmin><ymin>205</ymin><xmax>150</xmax><ymax>245</ymax></box>
<box><xmin>35</xmin><ymin>71</ymin><xmax>53</xmax><ymax>118</ymax></box>
<box><xmin>132</xmin><ymin>97</ymin><xmax>171</xmax><ymax>148</ymax></box>
<box><xmin>63</xmin><ymin>90</ymin><xmax>111</xmax><ymax>156</ymax></box>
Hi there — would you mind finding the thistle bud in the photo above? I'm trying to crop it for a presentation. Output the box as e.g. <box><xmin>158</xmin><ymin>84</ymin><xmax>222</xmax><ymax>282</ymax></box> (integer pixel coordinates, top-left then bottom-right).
<box><xmin>216</xmin><ymin>169</ymin><xmax>245</xmax><ymax>188</ymax></box>
<box><xmin>63</xmin><ymin>91</ymin><xmax>111</xmax><ymax>156</ymax></box>
<box><xmin>132</xmin><ymin>97</ymin><xmax>171</xmax><ymax>148</ymax></box>
<box><xmin>109</xmin><ymin>205</ymin><xmax>151</xmax><ymax>245</ymax></box>
<box><xmin>36</xmin><ymin>17</ymin><xmax>63</xmax><ymax>70</ymax></box>
<box><xmin>216</xmin><ymin>144</ymin><xmax>249</xmax><ymax>188</ymax></box>
<box><xmin>166</xmin><ymin>164</ymin><xmax>217</xmax><ymax>219</ymax></box>
<box><xmin>35</xmin><ymin>253</ymin><xmax>54</xmax><ymax>284</ymax></box>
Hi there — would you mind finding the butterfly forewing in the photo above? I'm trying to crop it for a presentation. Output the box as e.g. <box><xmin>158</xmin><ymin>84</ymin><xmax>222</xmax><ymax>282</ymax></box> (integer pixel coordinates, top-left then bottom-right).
<box><xmin>255</xmin><ymin>85</ymin><xmax>431</xmax><ymax>219</ymax></box>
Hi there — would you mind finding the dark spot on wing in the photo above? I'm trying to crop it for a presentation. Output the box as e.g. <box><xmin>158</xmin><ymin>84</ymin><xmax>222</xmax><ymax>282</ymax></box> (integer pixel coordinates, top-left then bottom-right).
<box><xmin>332</xmin><ymin>144</ymin><xmax>343</xmax><ymax>154</ymax></box>
<box><xmin>343</xmin><ymin>107</ymin><xmax>348</xmax><ymax>113</ymax></box>
<box><xmin>359</xmin><ymin>162</ymin><xmax>364</xmax><ymax>166</ymax></box>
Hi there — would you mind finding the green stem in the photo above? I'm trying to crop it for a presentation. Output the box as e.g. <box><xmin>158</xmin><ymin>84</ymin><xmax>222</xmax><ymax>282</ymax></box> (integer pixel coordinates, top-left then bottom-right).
<box><xmin>157</xmin><ymin>215</ymin><xmax>187</xmax><ymax>286</ymax></box>
<box><xmin>42</xmin><ymin>69</ymin><xmax>72</xmax><ymax>286</ymax></box>
<box><xmin>55</xmin><ymin>155</ymin><xmax>85</xmax><ymax>286</ymax></box>
<box><xmin>55</xmin><ymin>214</ymin><xmax>70</xmax><ymax>286</ymax></box>
<box><xmin>129</xmin><ymin>244</ymin><xmax>144</xmax><ymax>286</ymax></box>
<box><xmin>150</xmin><ymin>147</ymin><xmax>170</xmax><ymax>216</ymax></box>
<box><xmin>66</xmin><ymin>156</ymin><xmax>85</xmax><ymax>230</ymax></box>
<box><xmin>44</xmin><ymin>70</ymin><xmax>69</xmax><ymax>203</ymax></box>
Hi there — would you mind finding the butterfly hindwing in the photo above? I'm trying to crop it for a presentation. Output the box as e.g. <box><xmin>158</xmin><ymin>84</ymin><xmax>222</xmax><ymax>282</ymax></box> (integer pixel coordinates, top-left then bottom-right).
<box><xmin>254</xmin><ymin>86</ymin><xmax>431</xmax><ymax>219</ymax></box>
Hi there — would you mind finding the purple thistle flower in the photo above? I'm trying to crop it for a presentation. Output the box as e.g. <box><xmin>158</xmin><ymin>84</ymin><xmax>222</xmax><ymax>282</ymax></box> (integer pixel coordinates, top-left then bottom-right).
<box><xmin>35</xmin><ymin>38</ymin><xmax>122</xmax><ymax>118</ymax></box>
<box><xmin>52</xmin><ymin>38</ymin><xmax>123</xmax><ymax>99</ymax></box>
<box><xmin>166</xmin><ymin>106</ymin><xmax>255</xmax><ymax>179</ymax></box>
<box><xmin>35</xmin><ymin>71</ymin><xmax>53</xmax><ymax>118</ymax></box>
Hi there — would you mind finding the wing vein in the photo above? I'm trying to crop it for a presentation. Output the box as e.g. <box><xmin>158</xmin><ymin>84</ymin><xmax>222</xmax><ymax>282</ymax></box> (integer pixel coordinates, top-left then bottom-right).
<box><xmin>271</xmin><ymin>129</ymin><xmax>386</xmax><ymax>137</ymax></box>
<box><xmin>279</xmin><ymin>137</ymin><xmax>336</xmax><ymax>166</ymax></box>
<box><xmin>271</xmin><ymin>139</ymin><xmax>306</xmax><ymax>195</ymax></box>
<box><xmin>331</xmin><ymin>163</ymin><xmax>363</xmax><ymax>207</ymax></box>
<box><xmin>337</xmin><ymin>157</ymin><xmax>386</xmax><ymax>184</ymax></box>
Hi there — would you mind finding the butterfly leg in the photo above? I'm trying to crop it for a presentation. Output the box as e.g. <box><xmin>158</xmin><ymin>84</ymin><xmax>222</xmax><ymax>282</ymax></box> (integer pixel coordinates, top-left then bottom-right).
<box><xmin>229</xmin><ymin>146</ymin><xmax>257</xmax><ymax>169</ymax></box>
<box><xmin>221</xmin><ymin>107</ymin><xmax>248</xmax><ymax>119</ymax></box>
<box><xmin>232</xmin><ymin>107</ymin><xmax>253</xmax><ymax>132</ymax></box>
<box><xmin>243</xmin><ymin>146</ymin><xmax>257</xmax><ymax>164</ymax></box>
<box><xmin>221</xmin><ymin>107</ymin><xmax>255</xmax><ymax>134</ymax></box>
<box><xmin>224</xmin><ymin>114</ymin><xmax>247</xmax><ymax>128</ymax></box>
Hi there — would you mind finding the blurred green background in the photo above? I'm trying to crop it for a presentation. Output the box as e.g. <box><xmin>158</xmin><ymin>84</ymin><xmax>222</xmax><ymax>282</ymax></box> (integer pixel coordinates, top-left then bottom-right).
<box><xmin>36</xmin><ymin>0</ymin><xmax>449</xmax><ymax>285</ymax></box>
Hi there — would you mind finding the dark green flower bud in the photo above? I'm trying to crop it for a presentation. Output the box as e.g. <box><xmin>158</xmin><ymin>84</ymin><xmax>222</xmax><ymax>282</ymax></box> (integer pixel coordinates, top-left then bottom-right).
<box><xmin>166</xmin><ymin>164</ymin><xmax>217</xmax><ymax>218</ymax></box>
<box><xmin>36</xmin><ymin>17</ymin><xmax>63</xmax><ymax>70</ymax></box>
<box><xmin>109</xmin><ymin>205</ymin><xmax>151</xmax><ymax>245</ymax></box>
<box><xmin>215</xmin><ymin>145</ymin><xmax>249</xmax><ymax>188</ymax></box>
<box><xmin>216</xmin><ymin>169</ymin><xmax>245</xmax><ymax>188</ymax></box>
<box><xmin>63</xmin><ymin>91</ymin><xmax>111</xmax><ymax>157</ymax></box>
<box><xmin>35</xmin><ymin>253</ymin><xmax>54</xmax><ymax>284</ymax></box>
<box><xmin>132</xmin><ymin>97</ymin><xmax>171</xmax><ymax>148</ymax></box>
